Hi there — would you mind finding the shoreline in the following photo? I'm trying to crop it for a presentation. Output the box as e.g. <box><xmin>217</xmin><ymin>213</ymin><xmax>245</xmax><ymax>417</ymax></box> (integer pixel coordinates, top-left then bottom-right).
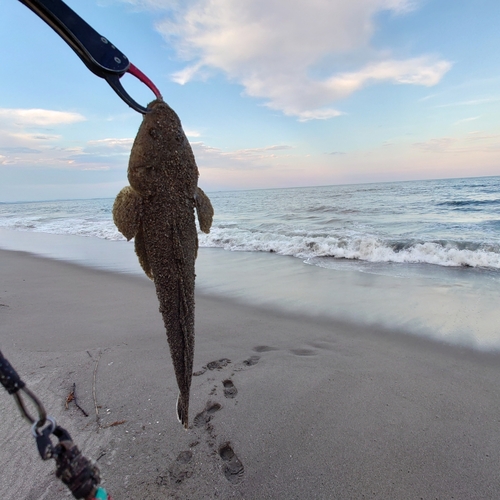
<box><xmin>2</xmin><ymin>249</ymin><xmax>500</xmax><ymax>498</ymax></box>
<box><xmin>1</xmin><ymin>227</ymin><xmax>499</xmax><ymax>351</ymax></box>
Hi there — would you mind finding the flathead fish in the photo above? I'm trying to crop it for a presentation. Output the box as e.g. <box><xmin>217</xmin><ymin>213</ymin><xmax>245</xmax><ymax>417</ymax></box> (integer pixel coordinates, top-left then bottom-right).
<box><xmin>112</xmin><ymin>99</ymin><xmax>214</xmax><ymax>428</ymax></box>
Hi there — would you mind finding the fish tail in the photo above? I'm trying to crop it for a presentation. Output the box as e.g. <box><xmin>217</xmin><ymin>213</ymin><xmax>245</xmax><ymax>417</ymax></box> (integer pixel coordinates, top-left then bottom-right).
<box><xmin>176</xmin><ymin>392</ymin><xmax>189</xmax><ymax>429</ymax></box>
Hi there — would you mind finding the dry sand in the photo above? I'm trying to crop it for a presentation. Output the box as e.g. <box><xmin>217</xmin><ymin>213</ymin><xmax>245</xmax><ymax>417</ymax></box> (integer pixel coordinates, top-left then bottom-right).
<box><xmin>1</xmin><ymin>248</ymin><xmax>500</xmax><ymax>499</ymax></box>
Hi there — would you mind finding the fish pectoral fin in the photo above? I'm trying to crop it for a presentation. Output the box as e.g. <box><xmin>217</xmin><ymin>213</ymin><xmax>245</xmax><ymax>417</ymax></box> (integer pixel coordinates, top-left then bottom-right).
<box><xmin>194</xmin><ymin>186</ymin><xmax>214</xmax><ymax>234</ymax></box>
<box><xmin>134</xmin><ymin>226</ymin><xmax>153</xmax><ymax>280</ymax></box>
<box><xmin>113</xmin><ymin>186</ymin><xmax>143</xmax><ymax>240</ymax></box>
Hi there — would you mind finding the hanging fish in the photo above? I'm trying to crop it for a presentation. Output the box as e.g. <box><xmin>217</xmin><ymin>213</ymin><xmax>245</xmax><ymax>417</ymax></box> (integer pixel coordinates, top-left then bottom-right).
<box><xmin>113</xmin><ymin>99</ymin><xmax>214</xmax><ymax>428</ymax></box>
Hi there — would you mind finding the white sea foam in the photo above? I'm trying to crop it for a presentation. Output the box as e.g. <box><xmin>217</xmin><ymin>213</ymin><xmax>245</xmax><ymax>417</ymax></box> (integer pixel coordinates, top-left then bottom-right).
<box><xmin>0</xmin><ymin>216</ymin><xmax>124</xmax><ymax>241</ymax></box>
<box><xmin>198</xmin><ymin>226</ymin><xmax>500</xmax><ymax>269</ymax></box>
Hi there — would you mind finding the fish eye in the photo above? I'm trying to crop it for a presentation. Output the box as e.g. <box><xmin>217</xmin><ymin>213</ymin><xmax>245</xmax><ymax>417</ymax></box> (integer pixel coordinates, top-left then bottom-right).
<box><xmin>149</xmin><ymin>128</ymin><xmax>158</xmax><ymax>139</ymax></box>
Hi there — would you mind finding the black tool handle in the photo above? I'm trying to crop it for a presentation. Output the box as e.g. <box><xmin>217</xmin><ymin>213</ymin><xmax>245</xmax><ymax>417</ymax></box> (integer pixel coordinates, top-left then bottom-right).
<box><xmin>18</xmin><ymin>0</ymin><xmax>129</xmax><ymax>77</ymax></box>
<box><xmin>0</xmin><ymin>349</ymin><xmax>26</xmax><ymax>395</ymax></box>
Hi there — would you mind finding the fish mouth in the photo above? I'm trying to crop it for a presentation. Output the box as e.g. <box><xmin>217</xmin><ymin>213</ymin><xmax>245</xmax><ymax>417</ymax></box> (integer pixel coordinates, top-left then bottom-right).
<box><xmin>147</xmin><ymin>99</ymin><xmax>163</xmax><ymax>110</ymax></box>
<box><xmin>147</xmin><ymin>98</ymin><xmax>174</xmax><ymax>113</ymax></box>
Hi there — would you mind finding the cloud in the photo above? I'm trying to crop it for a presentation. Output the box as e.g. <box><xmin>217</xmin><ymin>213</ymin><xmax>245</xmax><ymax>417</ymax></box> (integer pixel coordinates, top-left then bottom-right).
<box><xmin>453</xmin><ymin>116</ymin><xmax>480</xmax><ymax>125</ymax></box>
<box><xmin>436</xmin><ymin>98</ymin><xmax>500</xmax><ymax>108</ymax></box>
<box><xmin>87</xmin><ymin>138</ymin><xmax>134</xmax><ymax>149</ymax></box>
<box><xmin>110</xmin><ymin>0</ymin><xmax>176</xmax><ymax>9</ymax></box>
<box><xmin>0</xmin><ymin>108</ymin><xmax>85</xmax><ymax>127</ymax></box>
<box><xmin>0</xmin><ymin>129</ymin><xmax>131</xmax><ymax>170</ymax></box>
<box><xmin>294</xmin><ymin>108</ymin><xmax>345</xmax><ymax>122</ymax></box>
<box><xmin>75</xmin><ymin>138</ymin><xmax>134</xmax><ymax>164</ymax></box>
<box><xmin>328</xmin><ymin>58</ymin><xmax>451</xmax><ymax>94</ymax></box>
<box><xmin>192</xmin><ymin>142</ymin><xmax>293</xmax><ymax>170</ymax></box>
<box><xmin>184</xmin><ymin>128</ymin><xmax>201</xmax><ymax>137</ymax></box>
<box><xmin>0</xmin><ymin>106</ymin><xmax>133</xmax><ymax>172</ymax></box>
<box><xmin>135</xmin><ymin>0</ymin><xmax>452</xmax><ymax>119</ymax></box>
<box><xmin>0</xmin><ymin>143</ymin><xmax>83</xmax><ymax>167</ymax></box>
<box><xmin>0</xmin><ymin>147</ymin><xmax>41</xmax><ymax>154</ymax></box>
<box><xmin>418</xmin><ymin>93</ymin><xmax>439</xmax><ymax>102</ymax></box>
<box><xmin>0</xmin><ymin>107</ymin><xmax>86</xmax><ymax>167</ymax></box>
<box><xmin>413</xmin><ymin>132</ymin><xmax>500</xmax><ymax>153</ymax></box>
<box><xmin>413</xmin><ymin>137</ymin><xmax>456</xmax><ymax>153</ymax></box>
<box><xmin>260</xmin><ymin>145</ymin><xmax>293</xmax><ymax>151</ymax></box>
<box><xmin>9</xmin><ymin>132</ymin><xmax>61</xmax><ymax>142</ymax></box>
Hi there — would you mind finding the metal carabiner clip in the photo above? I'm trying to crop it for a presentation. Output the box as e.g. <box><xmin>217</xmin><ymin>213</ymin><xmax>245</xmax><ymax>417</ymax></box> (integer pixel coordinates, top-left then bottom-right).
<box><xmin>18</xmin><ymin>0</ymin><xmax>162</xmax><ymax>114</ymax></box>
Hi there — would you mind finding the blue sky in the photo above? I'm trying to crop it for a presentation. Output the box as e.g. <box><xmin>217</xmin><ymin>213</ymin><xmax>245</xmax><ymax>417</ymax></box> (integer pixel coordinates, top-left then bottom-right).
<box><xmin>1</xmin><ymin>0</ymin><xmax>500</xmax><ymax>201</ymax></box>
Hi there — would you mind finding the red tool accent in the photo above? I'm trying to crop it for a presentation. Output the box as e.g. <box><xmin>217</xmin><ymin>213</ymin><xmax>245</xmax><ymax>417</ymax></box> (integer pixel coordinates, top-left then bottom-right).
<box><xmin>127</xmin><ymin>63</ymin><xmax>163</xmax><ymax>100</ymax></box>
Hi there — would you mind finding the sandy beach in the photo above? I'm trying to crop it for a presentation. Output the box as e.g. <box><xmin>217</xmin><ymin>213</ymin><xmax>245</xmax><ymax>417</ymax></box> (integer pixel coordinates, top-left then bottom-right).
<box><xmin>2</xmin><ymin>248</ymin><xmax>500</xmax><ymax>499</ymax></box>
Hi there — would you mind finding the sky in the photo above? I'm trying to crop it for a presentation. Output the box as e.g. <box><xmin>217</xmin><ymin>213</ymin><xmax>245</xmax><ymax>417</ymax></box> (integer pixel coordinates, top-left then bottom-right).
<box><xmin>1</xmin><ymin>0</ymin><xmax>500</xmax><ymax>201</ymax></box>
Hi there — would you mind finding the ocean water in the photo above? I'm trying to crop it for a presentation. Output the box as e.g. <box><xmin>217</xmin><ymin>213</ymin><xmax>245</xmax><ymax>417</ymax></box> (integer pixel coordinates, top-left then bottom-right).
<box><xmin>1</xmin><ymin>176</ymin><xmax>499</xmax><ymax>270</ymax></box>
<box><xmin>0</xmin><ymin>176</ymin><xmax>499</xmax><ymax>349</ymax></box>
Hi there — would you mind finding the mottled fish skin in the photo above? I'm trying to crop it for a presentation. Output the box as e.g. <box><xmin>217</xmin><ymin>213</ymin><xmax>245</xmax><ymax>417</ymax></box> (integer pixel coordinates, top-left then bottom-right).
<box><xmin>113</xmin><ymin>99</ymin><xmax>214</xmax><ymax>428</ymax></box>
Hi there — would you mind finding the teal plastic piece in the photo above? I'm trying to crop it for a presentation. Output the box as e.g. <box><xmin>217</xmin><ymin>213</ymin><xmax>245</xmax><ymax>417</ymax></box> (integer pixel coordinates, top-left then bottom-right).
<box><xmin>94</xmin><ymin>487</ymin><xmax>108</xmax><ymax>500</ymax></box>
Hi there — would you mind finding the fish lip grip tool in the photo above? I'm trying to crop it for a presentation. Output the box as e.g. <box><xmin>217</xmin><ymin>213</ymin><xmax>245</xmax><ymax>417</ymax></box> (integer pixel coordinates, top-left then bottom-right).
<box><xmin>18</xmin><ymin>0</ymin><xmax>162</xmax><ymax>114</ymax></box>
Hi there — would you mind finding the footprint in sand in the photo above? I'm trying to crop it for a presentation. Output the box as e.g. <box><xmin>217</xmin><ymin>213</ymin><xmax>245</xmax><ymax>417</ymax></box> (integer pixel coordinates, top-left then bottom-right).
<box><xmin>176</xmin><ymin>450</ymin><xmax>193</xmax><ymax>463</ymax></box>
<box><xmin>166</xmin><ymin>450</ymin><xmax>193</xmax><ymax>485</ymax></box>
<box><xmin>222</xmin><ymin>379</ymin><xmax>238</xmax><ymax>399</ymax></box>
<box><xmin>193</xmin><ymin>402</ymin><xmax>222</xmax><ymax>428</ymax></box>
<box><xmin>307</xmin><ymin>339</ymin><xmax>338</xmax><ymax>351</ymax></box>
<box><xmin>219</xmin><ymin>443</ymin><xmax>244</xmax><ymax>484</ymax></box>
<box><xmin>207</xmin><ymin>358</ymin><xmax>231</xmax><ymax>370</ymax></box>
<box><xmin>253</xmin><ymin>345</ymin><xmax>279</xmax><ymax>353</ymax></box>
<box><xmin>234</xmin><ymin>354</ymin><xmax>261</xmax><ymax>371</ymax></box>
<box><xmin>243</xmin><ymin>355</ymin><xmax>261</xmax><ymax>366</ymax></box>
<box><xmin>233</xmin><ymin>355</ymin><xmax>259</xmax><ymax>371</ymax></box>
<box><xmin>194</xmin><ymin>358</ymin><xmax>232</xmax><ymax>376</ymax></box>
<box><xmin>289</xmin><ymin>348</ymin><xmax>316</xmax><ymax>356</ymax></box>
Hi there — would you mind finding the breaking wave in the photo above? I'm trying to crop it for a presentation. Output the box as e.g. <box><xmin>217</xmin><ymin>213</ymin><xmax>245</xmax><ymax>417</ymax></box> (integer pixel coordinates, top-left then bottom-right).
<box><xmin>198</xmin><ymin>227</ymin><xmax>500</xmax><ymax>270</ymax></box>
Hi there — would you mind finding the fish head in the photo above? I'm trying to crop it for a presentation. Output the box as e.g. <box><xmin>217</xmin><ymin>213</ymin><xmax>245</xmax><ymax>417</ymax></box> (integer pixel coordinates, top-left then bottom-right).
<box><xmin>128</xmin><ymin>99</ymin><xmax>197</xmax><ymax>196</ymax></box>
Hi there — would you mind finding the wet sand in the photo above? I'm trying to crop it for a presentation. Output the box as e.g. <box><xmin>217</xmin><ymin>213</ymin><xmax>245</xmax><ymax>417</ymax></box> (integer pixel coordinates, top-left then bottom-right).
<box><xmin>1</xmin><ymin>248</ymin><xmax>500</xmax><ymax>499</ymax></box>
